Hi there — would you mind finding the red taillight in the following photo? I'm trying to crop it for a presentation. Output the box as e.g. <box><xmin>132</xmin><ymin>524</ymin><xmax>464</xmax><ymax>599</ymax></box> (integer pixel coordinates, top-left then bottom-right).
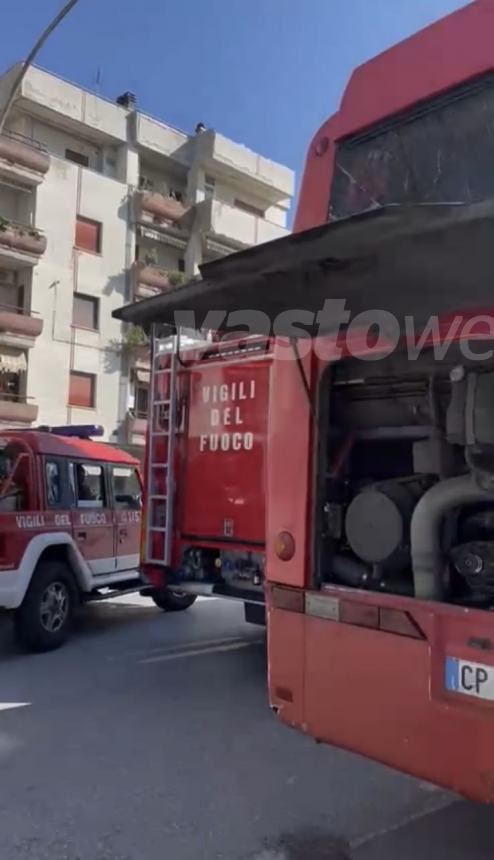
<box><xmin>274</xmin><ymin>531</ymin><xmax>296</xmax><ymax>561</ymax></box>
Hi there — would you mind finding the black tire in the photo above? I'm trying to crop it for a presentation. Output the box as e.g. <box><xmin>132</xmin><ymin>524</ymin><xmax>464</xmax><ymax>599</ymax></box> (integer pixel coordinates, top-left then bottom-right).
<box><xmin>150</xmin><ymin>588</ymin><xmax>197</xmax><ymax>612</ymax></box>
<box><xmin>14</xmin><ymin>560</ymin><xmax>77</xmax><ymax>652</ymax></box>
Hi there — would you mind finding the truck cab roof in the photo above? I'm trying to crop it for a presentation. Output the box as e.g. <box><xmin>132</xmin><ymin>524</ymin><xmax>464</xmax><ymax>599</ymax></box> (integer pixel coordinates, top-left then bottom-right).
<box><xmin>0</xmin><ymin>429</ymin><xmax>139</xmax><ymax>466</ymax></box>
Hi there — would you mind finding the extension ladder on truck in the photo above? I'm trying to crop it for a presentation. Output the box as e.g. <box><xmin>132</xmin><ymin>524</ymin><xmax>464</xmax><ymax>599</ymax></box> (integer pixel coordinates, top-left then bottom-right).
<box><xmin>144</xmin><ymin>326</ymin><xmax>179</xmax><ymax>565</ymax></box>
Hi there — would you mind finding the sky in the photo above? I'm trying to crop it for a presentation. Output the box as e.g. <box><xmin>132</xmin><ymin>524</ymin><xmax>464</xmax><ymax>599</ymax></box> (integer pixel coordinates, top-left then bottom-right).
<box><xmin>2</xmin><ymin>0</ymin><xmax>470</xmax><ymax>200</ymax></box>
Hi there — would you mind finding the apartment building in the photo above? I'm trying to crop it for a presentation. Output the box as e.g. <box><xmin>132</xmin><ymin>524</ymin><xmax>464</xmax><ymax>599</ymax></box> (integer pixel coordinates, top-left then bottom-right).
<box><xmin>0</xmin><ymin>64</ymin><xmax>294</xmax><ymax>454</ymax></box>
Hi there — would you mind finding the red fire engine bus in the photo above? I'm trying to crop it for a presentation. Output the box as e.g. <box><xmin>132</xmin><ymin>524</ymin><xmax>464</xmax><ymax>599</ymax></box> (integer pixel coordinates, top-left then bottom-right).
<box><xmin>0</xmin><ymin>425</ymin><xmax>143</xmax><ymax>650</ymax></box>
<box><xmin>116</xmin><ymin>0</ymin><xmax>494</xmax><ymax>800</ymax></box>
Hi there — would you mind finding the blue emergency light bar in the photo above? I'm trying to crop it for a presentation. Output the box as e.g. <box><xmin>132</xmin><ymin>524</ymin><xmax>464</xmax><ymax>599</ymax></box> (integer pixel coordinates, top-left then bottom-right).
<box><xmin>37</xmin><ymin>424</ymin><xmax>105</xmax><ymax>439</ymax></box>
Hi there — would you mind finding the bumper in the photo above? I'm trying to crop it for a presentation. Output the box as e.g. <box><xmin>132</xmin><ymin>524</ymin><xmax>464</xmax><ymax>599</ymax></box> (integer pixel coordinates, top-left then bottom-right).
<box><xmin>0</xmin><ymin>569</ymin><xmax>25</xmax><ymax>610</ymax></box>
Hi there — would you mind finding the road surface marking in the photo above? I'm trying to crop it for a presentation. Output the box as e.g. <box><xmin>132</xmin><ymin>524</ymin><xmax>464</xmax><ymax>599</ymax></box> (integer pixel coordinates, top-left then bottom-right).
<box><xmin>0</xmin><ymin>703</ymin><xmax>30</xmax><ymax>713</ymax></box>
<box><xmin>110</xmin><ymin>635</ymin><xmax>255</xmax><ymax>662</ymax></box>
<box><xmin>139</xmin><ymin>639</ymin><xmax>263</xmax><ymax>664</ymax></box>
<box><xmin>350</xmin><ymin>792</ymin><xmax>453</xmax><ymax>850</ymax></box>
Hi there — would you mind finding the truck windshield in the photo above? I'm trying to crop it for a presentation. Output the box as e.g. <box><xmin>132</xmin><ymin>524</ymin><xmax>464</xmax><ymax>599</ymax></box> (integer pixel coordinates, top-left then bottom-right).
<box><xmin>330</xmin><ymin>75</ymin><xmax>494</xmax><ymax>220</ymax></box>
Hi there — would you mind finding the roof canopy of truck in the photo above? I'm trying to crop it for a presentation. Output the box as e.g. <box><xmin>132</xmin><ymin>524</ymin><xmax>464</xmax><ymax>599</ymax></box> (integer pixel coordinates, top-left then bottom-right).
<box><xmin>114</xmin><ymin>200</ymin><xmax>494</xmax><ymax>337</ymax></box>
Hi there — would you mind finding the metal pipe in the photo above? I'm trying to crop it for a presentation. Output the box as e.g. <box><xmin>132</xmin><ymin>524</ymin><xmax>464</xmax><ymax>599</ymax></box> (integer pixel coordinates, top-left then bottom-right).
<box><xmin>411</xmin><ymin>474</ymin><xmax>494</xmax><ymax>600</ymax></box>
<box><xmin>0</xmin><ymin>0</ymin><xmax>81</xmax><ymax>135</ymax></box>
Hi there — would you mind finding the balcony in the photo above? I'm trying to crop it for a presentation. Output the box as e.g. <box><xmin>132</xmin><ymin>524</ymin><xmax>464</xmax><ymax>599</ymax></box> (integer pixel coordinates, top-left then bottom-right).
<box><xmin>135</xmin><ymin>190</ymin><xmax>191</xmax><ymax>230</ymax></box>
<box><xmin>9</xmin><ymin>64</ymin><xmax>128</xmax><ymax>143</ymax></box>
<box><xmin>135</xmin><ymin>114</ymin><xmax>190</xmax><ymax>163</ymax></box>
<box><xmin>0</xmin><ymin>306</ymin><xmax>43</xmax><ymax>350</ymax></box>
<box><xmin>133</xmin><ymin>261</ymin><xmax>171</xmax><ymax>299</ymax></box>
<box><xmin>0</xmin><ymin>130</ymin><xmax>50</xmax><ymax>187</ymax></box>
<box><xmin>196</xmin><ymin>198</ymin><xmax>289</xmax><ymax>250</ymax></box>
<box><xmin>0</xmin><ymin>219</ymin><xmax>47</xmax><ymax>268</ymax></box>
<box><xmin>125</xmin><ymin>412</ymin><xmax>147</xmax><ymax>446</ymax></box>
<box><xmin>0</xmin><ymin>395</ymin><xmax>38</xmax><ymax>426</ymax></box>
<box><xmin>194</xmin><ymin>129</ymin><xmax>294</xmax><ymax>203</ymax></box>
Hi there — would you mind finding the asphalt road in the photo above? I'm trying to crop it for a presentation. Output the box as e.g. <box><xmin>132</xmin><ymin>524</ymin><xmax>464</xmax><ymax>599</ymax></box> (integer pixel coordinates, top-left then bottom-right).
<box><xmin>0</xmin><ymin>595</ymin><xmax>493</xmax><ymax>860</ymax></box>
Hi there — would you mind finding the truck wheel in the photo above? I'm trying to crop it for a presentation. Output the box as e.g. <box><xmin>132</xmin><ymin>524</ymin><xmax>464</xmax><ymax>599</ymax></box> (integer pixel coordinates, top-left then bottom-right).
<box><xmin>14</xmin><ymin>561</ymin><xmax>77</xmax><ymax>652</ymax></box>
<box><xmin>150</xmin><ymin>589</ymin><xmax>197</xmax><ymax>612</ymax></box>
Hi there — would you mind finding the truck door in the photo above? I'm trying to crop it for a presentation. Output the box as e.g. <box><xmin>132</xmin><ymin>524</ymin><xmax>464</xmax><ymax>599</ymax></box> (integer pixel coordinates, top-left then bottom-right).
<box><xmin>110</xmin><ymin>464</ymin><xmax>142</xmax><ymax>572</ymax></box>
<box><xmin>70</xmin><ymin>461</ymin><xmax>115</xmax><ymax>577</ymax></box>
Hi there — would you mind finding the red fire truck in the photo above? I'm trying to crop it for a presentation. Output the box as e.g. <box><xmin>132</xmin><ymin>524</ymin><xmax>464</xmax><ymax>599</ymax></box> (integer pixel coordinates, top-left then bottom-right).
<box><xmin>116</xmin><ymin>0</ymin><xmax>494</xmax><ymax>800</ymax></box>
<box><xmin>134</xmin><ymin>333</ymin><xmax>272</xmax><ymax>624</ymax></box>
<box><xmin>0</xmin><ymin>425</ymin><xmax>144</xmax><ymax>651</ymax></box>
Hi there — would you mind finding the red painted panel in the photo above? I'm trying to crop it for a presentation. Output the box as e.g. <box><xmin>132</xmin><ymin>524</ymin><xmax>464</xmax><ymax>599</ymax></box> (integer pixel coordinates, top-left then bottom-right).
<box><xmin>181</xmin><ymin>359</ymin><xmax>270</xmax><ymax>544</ymax></box>
<box><xmin>265</xmin><ymin>342</ymin><xmax>312</xmax><ymax>588</ymax></box>
<box><xmin>293</xmin><ymin>115</ymin><xmax>338</xmax><ymax>233</ymax></box>
<box><xmin>278</xmin><ymin>588</ymin><xmax>494</xmax><ymax>802</ymax></box>
<box><xmin>267</xmin><ymin>602</ymin><xmax>306</xmax><ymax>730</ymax></box>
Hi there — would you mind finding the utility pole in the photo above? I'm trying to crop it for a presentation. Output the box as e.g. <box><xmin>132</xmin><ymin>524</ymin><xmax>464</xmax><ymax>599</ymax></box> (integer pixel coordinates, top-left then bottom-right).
<box><xmin>0</xmin><ymin>0</ymin><xmax>81</xmax><ymax>135</ymax></box>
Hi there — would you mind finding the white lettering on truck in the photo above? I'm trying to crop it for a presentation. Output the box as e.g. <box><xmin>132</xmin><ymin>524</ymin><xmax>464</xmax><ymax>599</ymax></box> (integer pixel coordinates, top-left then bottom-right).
<box><xmin>16</xmin><ymin>514</ymin><xmax>46</xmax><ymax>529</ymax></box>
<box><xmin>199</xmin><ymin>378</ymin><xmax>257</xmax><ymax>453</ymax></box>
<box><xmin>80</xmin><ymin>512</ymin><xmax>107</xmax><ymax>526</ymax></box>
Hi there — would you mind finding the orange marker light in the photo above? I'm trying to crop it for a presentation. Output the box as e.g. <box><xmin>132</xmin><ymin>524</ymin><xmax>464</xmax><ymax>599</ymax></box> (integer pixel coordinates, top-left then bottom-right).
<box><xmin>274</xmin><ymin>531</ymin><xmax>296</xmax><ymax>561</ymax></box>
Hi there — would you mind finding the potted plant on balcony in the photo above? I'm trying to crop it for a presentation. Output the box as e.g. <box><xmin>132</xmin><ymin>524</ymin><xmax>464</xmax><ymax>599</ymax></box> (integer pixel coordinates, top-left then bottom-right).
<box><xmin>167</xmin><ymin>270</ymin><xmax>188</xmax><ymax>287</ymax></box>
<box><xmin>117</xmin><ymin>324</ymin><xmax>150</xmax><ymax>361</ymax></box>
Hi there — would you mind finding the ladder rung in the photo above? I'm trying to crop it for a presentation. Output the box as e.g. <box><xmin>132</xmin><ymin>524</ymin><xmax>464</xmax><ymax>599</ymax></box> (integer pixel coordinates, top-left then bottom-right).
<box><xmin>150</xmin><ymin>495</ymin><xmax>167</xmax><ymax>501</ymax></box>
<box><xmin>149</xmin><ymin>526</ymin><xmax>167</xmax><ymax>533</ymax></box>
<box><xmin>153</xmin><ymin>368</ymin><xmax>172</xmax><ymax>375</ymax></box>
<box><xmin>151</xmin><ymin>462</ymin><xmax>168</xmax><ymax>469</ymax></box>
<box><xmin>153</xmin><ymin>399</ymin><xmax>171</xmax><ymax>406</ymax></box>
<box><xmin>151</xmin><ymin>430</ymin><xmax>170</xmax><ymax>437</ymax></box>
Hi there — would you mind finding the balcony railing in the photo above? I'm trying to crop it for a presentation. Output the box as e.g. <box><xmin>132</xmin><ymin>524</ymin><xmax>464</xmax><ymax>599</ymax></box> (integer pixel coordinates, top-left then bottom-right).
<box><xmin>0</xmin><ymin>393</ymin><xmax>38</xmax><ymax>425</ymax></box>
<box><xmin>197</xmin><ymin>198</ymin><xmax>289</xmax><ymax>248</ymax></box>
<box><xmin>136</xmin><ymin>190</ymin><xmax>190</xmax><ymax>225</ymax></box>
<box><xmin>133</xmin><ymin>260</ymin><xmax>170</xmax><ymax>297</ymax></box>
<box><xmin>0</xmin><ymin>130</ymin><xmax>50</xmax><ymax>177</ymax></box>
<box><xmin>0</xmin><ymin>219</ymin><xmax>47</xmax><ymax>258</ymax></box>
<box><xmin>0</xmin><ymin>303</ymin><xmax>43</xmax><ymax>340</ymax></box>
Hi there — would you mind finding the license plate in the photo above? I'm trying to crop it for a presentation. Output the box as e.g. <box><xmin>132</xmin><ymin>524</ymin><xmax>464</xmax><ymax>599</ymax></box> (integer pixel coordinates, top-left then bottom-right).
<box><xmin>445</xmin><ymin>656</ymin><xmax>494</xmax><ymax>701</ymax></box>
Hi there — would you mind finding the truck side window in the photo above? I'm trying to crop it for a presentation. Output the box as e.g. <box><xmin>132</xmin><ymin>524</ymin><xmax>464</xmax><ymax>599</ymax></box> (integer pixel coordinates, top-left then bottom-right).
<box><xmin>45</xmin><ymin>461</ymin><xmax>61</xmax><ymax>506</ymax></box>
<box><xmin>72</xmin><ymin>463</ymin><xmax>105</xmax><ymax>508</ymax></box>
<box><xmin>112</xmin><ymin>466</ymin><xmax>141</xmax><ymax>510</ymax></box>
<box><xmin>0</xmin><ymin>444</ymin><xmax>29</xmax><ymax>512</ymax></box>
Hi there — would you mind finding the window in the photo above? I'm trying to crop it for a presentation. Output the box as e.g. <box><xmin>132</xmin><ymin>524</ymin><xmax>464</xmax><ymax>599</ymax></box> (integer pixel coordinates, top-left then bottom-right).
<box><xmin>178</xmin><ymin>258</ymin><xmax>185</xmax><ymax>273</ymax></box>
<box><xmin>65</xmin><ymin>148</ymin><xmax>89</xmax><ymax>168</ymax></box>
<box><xmin>135</xmin><ymin>385</ymin><xmax>149</xmax><ymax>418</ymax></box>
<box><xmin>234</xmin><ymin>199</ymin><xmax>264</xmax><ymax>218</ymax></box>
<box><xmin>72</xmin><ymin>293</ymin><xmax>99</xmax><ymax>330</ymax></box>
<box><xmin>204</xmin><ymin>175</ymin><xmax>215</xmax><ymax>199</ymax></box>
<box><xmin>112</xmin><ymin>466</ymin><xmax>141</xmax><ymax>510</ymax></box>
<box><xmin>45</xmin><ymin>461</ymin><xmax>61</xmax><ymax>506</ymax></box>
<box><xmin>330</xmin><ymin>74</ymin><xmax>494</xmax><ymax>221</ymax></box>
<box><xmin>75</xmin><ymin>216</ymin><xmax>102</xmax><ymax>254</ymax></box>
<box><xmin>0</xmin><ymin>443</ymin><xmax>29</xmax><ymax>512</ymax></box>
<box><xmin>71</xmin><ymin>462</ymin><xmax>105</xmax><ymax>508</ymax></box>
<box><xmin>69</xmin><ymin>371</ymin><xmax>96</xmax><ymax>408</ymax></box>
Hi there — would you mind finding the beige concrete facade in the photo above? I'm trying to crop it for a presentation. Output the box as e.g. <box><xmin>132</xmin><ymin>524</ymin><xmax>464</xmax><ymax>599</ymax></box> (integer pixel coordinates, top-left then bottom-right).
<box><xmin>0</xmin><ymin>64</ymin><xmax>294</xmax><ymax>450</ymax></box>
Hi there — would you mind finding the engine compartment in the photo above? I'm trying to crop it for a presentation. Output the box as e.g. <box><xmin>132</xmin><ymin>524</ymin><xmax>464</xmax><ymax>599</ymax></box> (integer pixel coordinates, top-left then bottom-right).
<box><xmin>319</xmin><ymin>344</ymin><xmax>494</xmax><ymax>607</ymax></box>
